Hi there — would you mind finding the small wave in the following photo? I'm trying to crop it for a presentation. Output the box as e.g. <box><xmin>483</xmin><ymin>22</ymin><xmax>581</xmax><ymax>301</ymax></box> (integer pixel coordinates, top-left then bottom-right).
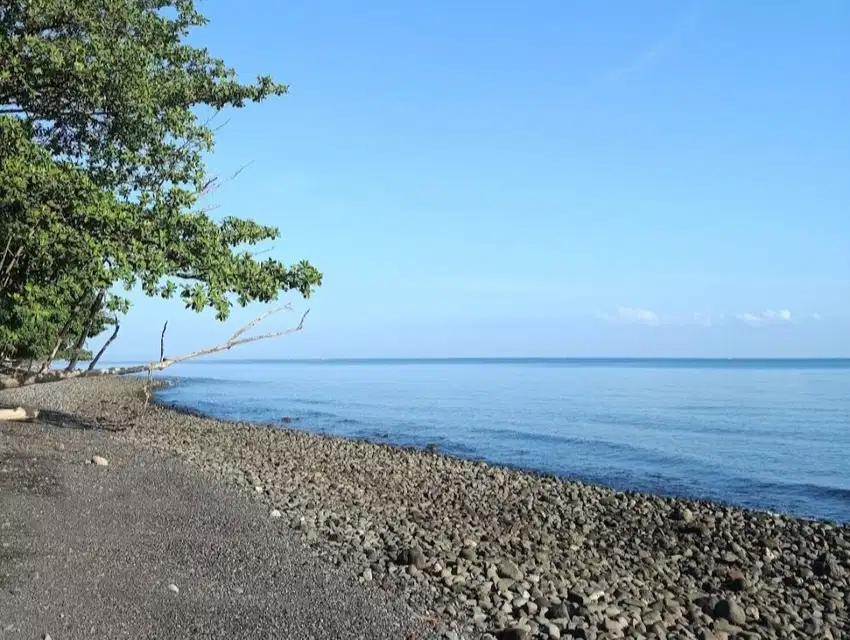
<box><xmin>295</xmin><ymin>398</ymin><xmax>333</xmax><ymax>406</ymax></box>
<box><xmin>298</xmin><ymin>409</ymin><xmax>341</xmax><ymax>420</ymax></box>
<box><xmin>470</xmin><ymin>425</ymin><xmax>683</xmax><ymax>466</ymax></box>
<box><xmin>336</xmin><ymin>418</ymin><xmax>362</xmax><ymax>426</ymax></box>
<box><xmin>757</xmin><ymin>480</ymin><xmax>850</xmax><ymax>504</ymax></box>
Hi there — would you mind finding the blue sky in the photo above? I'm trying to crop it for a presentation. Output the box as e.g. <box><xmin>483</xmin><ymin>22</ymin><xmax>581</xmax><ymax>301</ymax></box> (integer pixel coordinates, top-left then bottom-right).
<box><xmin>108</xmin><ymin>0</ymin><xmax>849</xmax><ymax>359</ymax></box>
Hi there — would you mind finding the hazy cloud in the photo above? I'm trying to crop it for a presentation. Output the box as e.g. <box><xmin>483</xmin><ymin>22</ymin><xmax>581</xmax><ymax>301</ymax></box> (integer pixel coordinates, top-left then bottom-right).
<box><xmin>596</xmin><ymin>308</ymin><xmax>822</xmax><ymax>328</ymax></box>
<box><xmin>690</xmin><ymin>312</ymin><xmax>713</xmax><ymax>327</ymax></box>
<box><xmin>735</xmin><ymin>309</ymin><xmax>793</xmax><ymax>327</ymax></box>
<box><xmin>599</xmin><ymin>307</ymin><xmax>661</xmax><ymax>325</ymax></box>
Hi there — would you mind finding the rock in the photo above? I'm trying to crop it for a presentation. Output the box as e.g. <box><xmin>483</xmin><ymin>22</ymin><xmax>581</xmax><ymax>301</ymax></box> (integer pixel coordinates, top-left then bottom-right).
<box><xmin>254</xmin><ymin>485</ymin><xmax>264</xmax><ymax>493</ymax></box>
<box><xmin>713</xmin><ymin>619</ymin><xmax>742</xmax><ymax>636</ymax></box>
<box><xmin>813</xmin><ymin>552</ymin><xmax>841</xmax><ymax>577</ymax></box>
<box><xmin>496</xmin><ymin>628</ymin><xmax>529</xmax><ymax>640</ymax></box>
<box><xmin>714</xmin><ymin>598</ymin><xmax>746</xmax><ymax>625</ymax></box>
<box><xmin>548</xmin><ymin>602</ymin><xmax>570</xmax><ymax>619</ymax></box>
<box><xmin>91</xmin><ymin>455</ymin><xmax>109</xmax><ymax>466</ymax></box>
<box><xmin>269</xmin><ymin>509</ymin><xmax>282</xmax><ymax>518</ymax></box>
<box><xmin>361</xmin><ymin>568</ymin><xmax>373</xmax><ymax>582</ymax></box>
<box><xmin>461</xmin><ymin>547</ymin><xmax>477</xmax><ymax>561</ymax></box>
<box><xmin>546</xmin><ymin>623</ymin><xmax>561</xmax><ymax>639</ymax></box>
<box><xmin>603</xmin><ymin>618</ymin><xmax>623</xmax><ymax>633</ymax></box>
<box><xmin>673</xmin><ymin>506</ymin><xmax>695</xmax><ymax>523</ymax></box>
<box><xmin>167</xmin><ymin>583</ymin><xmax>179</xmax><ymax>594</ymax></box>
<box><xmin>44</xmin><ymin>635</ymin><xmax>52</xmax><ymax>640</ymax></box>
<box><xmin>725</xmin><ymin>569</ymin><xmax>748</xmax><ymax>592</ymax></box>
<box><xmin>397</xmin><ymin>546</ymin><xmax>426</xmax><ymax>570</ymax></box>
<box><xmin>497</xmin><ymin>560</ymin><xmax>523</xmax><ymax>581</ymax></box>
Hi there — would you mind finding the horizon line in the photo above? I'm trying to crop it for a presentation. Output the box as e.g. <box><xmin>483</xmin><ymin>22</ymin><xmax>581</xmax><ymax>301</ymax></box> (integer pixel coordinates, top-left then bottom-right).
<box><xmin>103</xmin><ymin>356</ymin><xmax>850</xmax><ymax>364</ymax></box>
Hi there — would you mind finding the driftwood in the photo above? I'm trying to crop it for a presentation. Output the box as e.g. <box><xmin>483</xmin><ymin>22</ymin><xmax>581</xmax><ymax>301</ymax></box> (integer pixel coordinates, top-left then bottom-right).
<box><xmin>0</xmin><ymin>406</ymin><xmax>39</xmax><ymax>421</ymax></box>
<box><xmin>0</xmin><ymin>306</ymin><xmax>309</xmax><ymax>391</ymax></box>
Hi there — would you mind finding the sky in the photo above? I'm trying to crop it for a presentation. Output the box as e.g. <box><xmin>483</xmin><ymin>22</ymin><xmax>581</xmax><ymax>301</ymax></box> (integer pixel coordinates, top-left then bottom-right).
<box><xmin>107</xmin><ymin>0</ymin><xmax>849</xmax><ymax>360</ymax></box>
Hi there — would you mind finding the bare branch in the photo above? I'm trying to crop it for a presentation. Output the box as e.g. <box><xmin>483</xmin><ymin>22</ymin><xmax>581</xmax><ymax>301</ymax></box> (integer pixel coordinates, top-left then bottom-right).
<box><xmin>198</xmin><ymin>162</ymin><xmax>253</xmax><ymax>199</ymax></box>
<box><xmin>229</xmin><ymin>304</ymin><xmax>291</xmax><ymax>342</ymax></box>
<box><xmin>0</xmin><ymin>235</ymin><xmax>12</xmax><ymax>275</ymax></box>
<box><xmin>160</xmin><ymin>321</ymin><xmax>168</xmax><ymax>362</ymax></box>
<box><xmin>246</xmin><ymin>245</ymin><xmax>276</xmax><ymax>258</ymax></box>
<box><xmin>0</xmin><ymin>245</ymin><xmax>25</xmax><ymax>292</ymax></box>
<box><xmin>0</xmin><ymin>308</ymin><xmax>310</xmax><ymax>390</ymax></box>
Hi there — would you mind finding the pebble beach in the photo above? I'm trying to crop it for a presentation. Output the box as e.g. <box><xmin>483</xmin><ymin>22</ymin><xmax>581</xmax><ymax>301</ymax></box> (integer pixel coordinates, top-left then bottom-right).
<box><xmin>2</xmin><ymin>376</ymin><xmax>848</xmax><ymax>639</ymax></box>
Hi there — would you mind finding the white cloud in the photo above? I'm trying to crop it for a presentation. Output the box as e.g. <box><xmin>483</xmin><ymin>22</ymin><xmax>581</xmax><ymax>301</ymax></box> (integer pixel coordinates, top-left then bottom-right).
<box><xmin>598</xmin><ymin>308</ymin><xmax>817</xmax><ymax>328</ymax></box>
<box><xmin>735</xmin><ymin>309</ymin><xmax>793</xmax><ymax>327</ymax></box>
<box><xmin>620</xmin><ymin>307</ymin><xmax>659</xmax><ymax>324</ymax></box>
<box><xmin>690</xmin><ymin>312</ymin><xmax>713</xmax><ymax>327</ymax></box>
<box><xmin>599</xmin><ymin>307</ymin><xmax>661</xmax><ymax>325</ymax></box>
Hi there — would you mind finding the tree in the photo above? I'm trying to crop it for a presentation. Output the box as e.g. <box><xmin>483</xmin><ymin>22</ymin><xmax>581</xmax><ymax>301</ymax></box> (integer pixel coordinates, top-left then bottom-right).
<box><xmin>0</xmin><ymin>0</ymin><xmax>322</xmax><ymax>391</ymax></box>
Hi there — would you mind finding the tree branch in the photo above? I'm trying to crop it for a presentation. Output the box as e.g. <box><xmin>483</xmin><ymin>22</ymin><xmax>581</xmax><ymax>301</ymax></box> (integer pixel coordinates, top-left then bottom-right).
<box><xmin>0</xmin><ymin>307</ymin><xmax>309</xmax><ymax>390</ymax></box>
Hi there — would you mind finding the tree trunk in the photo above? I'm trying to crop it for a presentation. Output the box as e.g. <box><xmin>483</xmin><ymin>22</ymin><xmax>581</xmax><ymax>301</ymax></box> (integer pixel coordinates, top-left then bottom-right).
<box><xmin>65</xmin><ymin>290</ymin><xmax>105</xmax><ymax>371</ymax></box>
<box><xmin>87</xmin><ymin>320</ymin><xmax>120</xmax><ymax>371</ymax></box>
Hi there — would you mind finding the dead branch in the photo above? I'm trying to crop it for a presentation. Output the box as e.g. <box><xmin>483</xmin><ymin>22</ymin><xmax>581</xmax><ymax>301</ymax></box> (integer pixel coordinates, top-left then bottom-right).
<box><xmin>159</xmin><ymin>321</ymin><xmax>168</xmax><ymax>362</ymax></box>
<box><xmin>0</xmin><ymin>307</ymin><xmax>309</xmax><ymax>391</ymax></box>
<box><xmin>0</xmin><ymin>235</ymin><xmax>12</xmax><ymax>275</ymax></box>
<box><xmin>229</xmin><ymin>304</ymin><xmax>291</xmax><ymax>342</ymax></box>
<box><xmin>198</xmin><ymin>162</ymin><xmax>253</xmax><ymax>199</ymax></box>
<box><xmin>0</xmin><ymin>406</ymin><xmax>39</xmax><ymax>422</ymax></box>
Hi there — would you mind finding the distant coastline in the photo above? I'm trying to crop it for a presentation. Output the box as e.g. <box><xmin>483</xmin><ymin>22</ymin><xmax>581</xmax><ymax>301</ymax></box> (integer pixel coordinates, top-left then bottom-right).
<box><xmin>104</xmin><ymin>356</ymin><xmax>850</xmax><ymax>368</ymax></box>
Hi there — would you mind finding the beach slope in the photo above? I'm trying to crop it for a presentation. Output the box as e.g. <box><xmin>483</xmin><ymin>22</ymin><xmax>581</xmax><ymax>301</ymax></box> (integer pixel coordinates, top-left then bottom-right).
<box><xmin>0</xmin><ymin>389</ymin><xmax>425</xmax><ymax>639</ymax></box>
<box><xmin>2</xmin><ymin>377</ymin><xmax>848</xmax><ymax>639</ymax></box>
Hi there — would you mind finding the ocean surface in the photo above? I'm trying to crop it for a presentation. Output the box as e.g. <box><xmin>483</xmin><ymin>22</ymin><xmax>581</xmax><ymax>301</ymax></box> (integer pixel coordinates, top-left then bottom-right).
<box><xmin>152</xmin><ymin>358</ymin><xmax>850</xmax><ymax>523</ymax></box>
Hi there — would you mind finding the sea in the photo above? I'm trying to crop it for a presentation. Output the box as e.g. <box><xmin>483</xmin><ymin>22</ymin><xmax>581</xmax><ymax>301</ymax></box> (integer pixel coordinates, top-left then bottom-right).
<box><xmin>151</xmin><ymin>358</ymin><xmax>850</xmax><ymax>524</ymax></box>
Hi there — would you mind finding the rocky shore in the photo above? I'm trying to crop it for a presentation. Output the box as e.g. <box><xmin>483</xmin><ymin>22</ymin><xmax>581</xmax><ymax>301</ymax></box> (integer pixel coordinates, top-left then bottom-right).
<box><xmin>3</xmin><ymin>377</ymin><xmax>848</xmax><ymax>639</ymax></box>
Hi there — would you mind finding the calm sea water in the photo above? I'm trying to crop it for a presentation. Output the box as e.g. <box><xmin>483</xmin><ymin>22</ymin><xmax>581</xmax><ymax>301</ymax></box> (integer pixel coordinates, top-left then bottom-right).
<box><xmin>152</xmin><ymin>359</ymin><xmax>850</xmax><ymax>523</ymax></box>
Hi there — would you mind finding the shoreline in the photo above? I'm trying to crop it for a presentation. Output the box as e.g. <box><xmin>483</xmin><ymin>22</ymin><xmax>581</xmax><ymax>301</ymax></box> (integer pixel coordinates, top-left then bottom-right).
<box><xmin>3</xmin><ymin>377</ymin><xmax>849</xmax><ymax>639</ymax></box>
<box><xmin>154</xmin><ymin>376</ymin><xmax>840</xmax><ymax>527</ymax></box>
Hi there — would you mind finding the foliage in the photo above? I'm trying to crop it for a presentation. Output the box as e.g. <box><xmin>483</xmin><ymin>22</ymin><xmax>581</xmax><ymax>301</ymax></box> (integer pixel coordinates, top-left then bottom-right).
<box><xmin>0</xmin><ymin>0</ymin><xmax>321</xmax><ymax>363</ymax></box>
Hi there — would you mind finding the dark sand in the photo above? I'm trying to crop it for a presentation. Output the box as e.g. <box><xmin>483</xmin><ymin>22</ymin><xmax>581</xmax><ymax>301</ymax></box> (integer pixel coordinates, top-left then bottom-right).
<box><xmin>0</xmin><ymin>391</ymin><xmax>426</xmax><ymax>639</ymax></box>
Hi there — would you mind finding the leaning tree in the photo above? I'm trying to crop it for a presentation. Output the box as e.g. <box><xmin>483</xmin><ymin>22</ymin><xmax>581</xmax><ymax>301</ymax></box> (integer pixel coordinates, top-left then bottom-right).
<box><xmin>0</xmin><ymin>0</ymin><xmax>322</xmax><ymax>394</ymax></box>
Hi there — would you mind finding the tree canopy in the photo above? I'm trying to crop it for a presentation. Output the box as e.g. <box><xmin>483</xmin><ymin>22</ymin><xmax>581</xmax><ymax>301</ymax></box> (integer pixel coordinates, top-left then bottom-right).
<box><xmin>0</xmin><ymin>0</ymin><xmax>321</xmax><ymax>368</ymax></box>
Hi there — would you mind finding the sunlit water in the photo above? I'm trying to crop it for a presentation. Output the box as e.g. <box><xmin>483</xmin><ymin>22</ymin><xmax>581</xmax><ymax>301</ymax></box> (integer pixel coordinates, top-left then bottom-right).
<box><xmin>150</xmin><ymin>358</ymin><xmax>850</xmax><ymax>523</ymax></box>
